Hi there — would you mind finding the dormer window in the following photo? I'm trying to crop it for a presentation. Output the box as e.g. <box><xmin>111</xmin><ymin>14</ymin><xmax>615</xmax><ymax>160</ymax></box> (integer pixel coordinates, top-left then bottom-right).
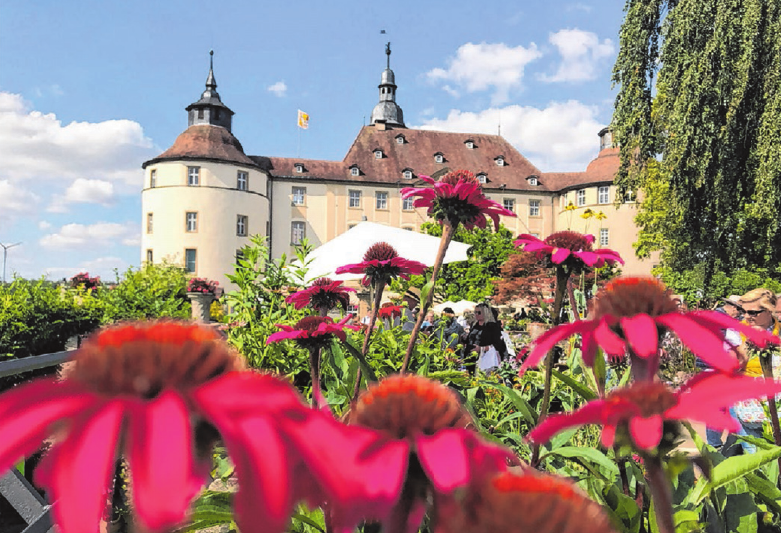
<box><xmin>395</xmin><ymin>134</ymin><xmax>406</xmax><ymax>145</ymax></box>
<box><xmin>350</xmin><ymin>166</ymin><xmax>360</xmax><ymax>177</ymax></box>
<box><xmin>374</xmin><ymin>150</ymin><xmax>383</xmax><ymax>159</ymax></box>
<box><xmin>477</xmin><ymin>173</ymin><xmax>487</xmax><ymax>184</ymax></box>
<box><xmin>434</xmin><ymin>152</ymin><xmax>444</xmax><ymax>164</ymax></box>
<box><xmin>464</xmin><ymin>139</ymin><xmax>475</xmax><ymax>150</ymax></box>
<box><xmin>402</xmin><ymin>169</ymin><xmax>414</xmax><ymax>180</ymax></box>
<box><xmin>294</xmin><ymin>163</ymin><xmax>305</xmax><ymax>173</ymax></box>
<box><xmin>495</xmin><ymin>156</ymin><xmax>505</xmax><ymax>167</ymax></box>
<box><xmin>527</xmin><ymin>176</ymin><xmax>539</xmax><ymax>186</ymax></box>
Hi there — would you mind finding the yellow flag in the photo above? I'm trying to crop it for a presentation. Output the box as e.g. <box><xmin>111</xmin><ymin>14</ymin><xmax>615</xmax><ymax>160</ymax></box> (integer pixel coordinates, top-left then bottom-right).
<box><xmin>297</xmin><ymin>110</ymin><xmax>309</xmax><ymax>129</ymax></box>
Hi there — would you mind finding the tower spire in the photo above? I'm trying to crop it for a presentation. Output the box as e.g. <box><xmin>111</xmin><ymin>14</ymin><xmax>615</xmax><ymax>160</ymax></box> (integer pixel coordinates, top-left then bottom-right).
<box><xmin>386</xmin><ymin>42</ymin><xmax>391</xmax><ymax>69</ymax></box>
<box><xmin>185</xmin><ymin>50</ymin><xmax>234</xmax><ymax>131</ymax></box>
<box><xmin>206</xmin><ymin>50</ymin><xmax>217</xmax><ymax>90</ymax></box>
<box><xmin>370</xmin><ymin>44</ymin><xmax>405</xmax><ymax>128</ymax></box>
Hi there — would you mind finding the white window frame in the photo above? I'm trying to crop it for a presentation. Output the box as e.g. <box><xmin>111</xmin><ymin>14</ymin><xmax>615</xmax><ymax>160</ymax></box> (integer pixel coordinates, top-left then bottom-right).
<box><xmin>295</xmin><ymin>164</ymin><xmax>304</xmax><ymax>173</ymax></box>
<box><xmin>403</xmin><ymin>170</ymin><xmax>413</xmax><ymax>180</ymax></box>
<box><xmin>374</xmin><ymin>150</ymin><xmax>383</xmax><ymax>159</ymax></box>
<box><xmin>146</xmin><ymin>249</ymin><xmax>153</xmax><ymax>263</ymax></box>
<box><xmin>395</xmin><ymin>135</ymin><xmax>405</xmax><ymax>145</ymax></box>
<box><xmin>291</xmin><ymin>221</ymin><xmax>306</xmax><ymax>245</ymax></box>
<box><xmin>349</xmin><ymin>190</ymin><xmax>361</xmax><ymax>208</ymax></box>
<box><xmin>577</xmin><ymin>189</ymin><xmax>586</xmax><ymax>207</ymax></box>
<box><xmin>529</xmin><ymin>200</ymin><xmax>540</xmax><ymax>217</ymax></box>
<box><xmin>150</xmin><ymin>169</ymin><xmax>157</xmax><ymax>188</ymax></box>
<box><xmin>624</xmin><ymin>190</ymin><xmax>636</xmax><ymax>203</ymax></box>
<box><xmin>598</xmin><ymin>186</ymin><xmax>609</xmax><ymax>204</ymax></box>
<box><xmin>496</xmin><ymin>157</ymin><xmax>505</xmax><ymax>167</ymax></box>
<box><xmin>477</xmin><ymin>174</ymin><xmax>487</xmax><ymax>184</ymax></box>
<box><xmin>188</xmin><ymin>166</ymin><xmax>200</xmax><ymax>186</ymax></box>
<box><xmin>186</xmin><ymin>211</ymin><xmax>198</xmax><ymax>233</ymax></box>
<box><xmin>292</xmin><ymin>186</ymin><xmax>306</xmax><ymax>206</ymax></box>
<box><xmin>146</xmin><ymin>212</ymin><xmax>153</xmax><ymax>234</ymax></box>
<box><xmin>184</xmin><ymin>249</ymin><xmax>197</xmax><ymax>273</ymax></box>
<box><xmin>347</xmin><ymin>303</ymin><xmax>359</xmax><ymax>314</ymax></box>
<box><xmin>434</xmin><ymin>154</ymin><xmax>444</xmax><ymax>164</ymax></box>
<box><xmin>237</xmin><ymin>171</ymin><xmax>248</xmax><ymax>191</ymax></box>
<box><xmin>236</xmin><ymin>215</ymin><xmax>248</xmax><ymax>237</ymax></box>
<box><xmin>528</xmin><ymin>177</ymin><xmax>538</xmax><ymax>186</ymax></box>
<box><xmin>600</xmin><ymin>228</ymin><xmax>609</xmax><ymax>247</ymax></box>
<box><xmin>503</xmin><ymin>198</ymin><xmax>515</xmax><ymax>212</ymax></box>
<box><xmin>402</xmin><ymin>196</ymin><xmax>414</xmax><ymax>211</ymax></box>
<box><xmin>376</xmin><ymin>191</ymin><xmax>388</xmax><ymax>210</ymax></box>
<box><xmin>350</xmin><ymin>167</ymin><xmax>360</xmax><ymax>177</ymax></box>
<box><xmin>465</xmin><ymin>141</ymin><xmax>474</xmax><ymax>149</ymax></box>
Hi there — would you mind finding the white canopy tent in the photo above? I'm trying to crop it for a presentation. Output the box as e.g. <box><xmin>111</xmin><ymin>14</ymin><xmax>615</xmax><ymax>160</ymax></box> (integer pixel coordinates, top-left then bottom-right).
<box><xmin>294</xmin><ymin>222</ymin><xmax>471</xmax><ymax>283</ymax></box>
<box><xmin>432</xmin><ymin>300</ymin><xmax>477</xmax><ymax>315</ymax></box>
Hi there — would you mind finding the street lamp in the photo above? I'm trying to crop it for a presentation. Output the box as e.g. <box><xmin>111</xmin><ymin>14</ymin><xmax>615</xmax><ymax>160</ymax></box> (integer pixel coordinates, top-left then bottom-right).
<box><xmin>1</xmin><ymin>242</ymin><xmax>21</xmax><ymax>284</ymax></box>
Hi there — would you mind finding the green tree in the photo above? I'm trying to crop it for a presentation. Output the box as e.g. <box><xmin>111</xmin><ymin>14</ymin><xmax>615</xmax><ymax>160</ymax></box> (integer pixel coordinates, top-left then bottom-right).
<box><xmin>613</xmin><ymin>0</ymin><xmax>781</xmax><ymax>284</ymax></box>
<box><xmin>392</xmin><ymin>222</ymin><xmax>516</xmax><ymax>302</ymax></box>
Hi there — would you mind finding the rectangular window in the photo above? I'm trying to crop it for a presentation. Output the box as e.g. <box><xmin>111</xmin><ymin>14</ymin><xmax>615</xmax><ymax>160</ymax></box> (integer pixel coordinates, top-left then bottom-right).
<box><xmin>188</xmin><ymin>166</ymin><xmax>200</xmax><ymax>186</ymax></box>
<box><xmin>503</xmin><ymin>198</ymin><xmax>515</xmax><ymax>212</ymax></box>
<box><xmin>237</xmin><ymin>171</ymin><xmax>248</xmax><ymax>191</ymax></box>
<box><xmin>349</xmin><ymin>190</ymin><xmax>361</xmax><ymax>208</ymax></box>
<box><xmin>598</xmin><ymin>186</ymin><xmax>609</xmax><ymax>204</ymax></box>
<box><xmin>577</xmin><ymin>189</ymin><xmax>586</xmax><ymax>207</ymax></box>
<box><xmin>291</xmin><ymin>221</ymin><xmax>305</xmax><ymax>244</ymax></box>
<box><xmin>600</xmin><ymin>228</ymin><xmax>609</xmax><ymax>247</ymax></box>
<box><xmin>624</xmin><ymin>190</ymin><xmax>636</xmax><ymax>203</ymax></box>
<box><xmin>185</xmin><ymin>249</ymin><xmax>197</xmax><ymax>273</ymax></box>
<box><xmin>186</xmin><ymin>212</ymin><xmax>198</xmax><ymax>233</ymax></box>
<box><xmin>347</xmin><ymin>303</ymin><xmax>359</xmax><ymax>314</ymax></box>
<box><xmin>146</xmin><ymin>249</ymin><xmax>153</xmax><ymax>263</ymax></box>
<box><xmin>146</xmin><ymin>213</ymin><xmax>153</xmax><ymax>234</ymax></box>
<box><xmin>376</xmin><ymin>191</ymin><xmax>388</xmax><ymax>210</ymax></box>
<box><xmin>402</xmin><ymin>197</ymin><xmax>414</xmax><ymax>211</ymax></box>
<box><xmin>150</xmin><ymin>169</ymin><xmax>157</xmax><ymax>188</ymax></box>
<box><xmin>529</xmin><ymin>200</ymin><xmax>540</xmax><ymax>217</ymax></box>
<box><xmin>236</xmin><ymin>215</ymin><xmax>248</xmax><ymax>237</ymax></box>
<box><xmin>292</xmin><ymin>186</ymin><xmax>306</xmax><ymax>206</ymax></box>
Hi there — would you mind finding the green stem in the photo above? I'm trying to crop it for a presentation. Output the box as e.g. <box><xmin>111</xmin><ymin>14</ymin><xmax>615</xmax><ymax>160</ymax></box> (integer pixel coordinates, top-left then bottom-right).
<box><xmin>759</xmin><ymin>352</ymin><xmax>781</xmax><ymax>480</ymax></box>
<box><xmin>400</xmin><ymin>222</ymin><xmax>454</xmax><ymax>373</ymax></box>
<box><xmin>309</xmin><ymin>347</ymin><xmax>321</xmax><ymax>407</ymax></box>
<box><xmin>644</xmin><ymin>454</ymin><xmax>674</xmax><ymax>533</ymax></box>
<box><xmin>352</xmin><ymin>280</ymin><xmax>386</xmax><ymax>399</ymax></box>
<box><xmin>531</xmin><ymin>265</ymin><xmax>569</xmax><ymax>467</ymax></box>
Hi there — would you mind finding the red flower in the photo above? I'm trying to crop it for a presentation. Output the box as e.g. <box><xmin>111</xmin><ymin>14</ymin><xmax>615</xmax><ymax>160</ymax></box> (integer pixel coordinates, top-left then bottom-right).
<box><xmin>336</xmin><ymin>242</ymin><xmax>426</xmax><ymax>287</ymax></box>
<box><xmin>0</xmin><ymin>321</ymin><xmax>388</xmax><ymax>533</ymax></box>
<box><xmin>527</xmin><ymin>372</ymin><xmax>781</xmax><ymax>450</ymax></box>
<box><xmin>401</xmin><ymin>170</ymin><xmax>516</xmax><ymax>230</ymax></box>
<box><xmin>515</xmin><ymin>231</ymin><xmax>624</xmax><ymax>270</ymax></box>
<box><xmin>520</xmin><ymin>277</ymin><xmax>779</xmax><ymax>375</ymax></box>
<box><xmin>285</xmin><ymin>277</ymin><xmax>356</xmax><ymax>312</ymax></box>
<box><xmin>344</xmin><ymin>375</ymin><xmax>513</xmax><ymax>530</ymax></box>
<box><xmin>377</xmin><ymin>303</ymin><xmax>403</xmax><ymax>320</ymax></box>
<box><xmin>433</xmin><ymin>470</ymin><xmax>616</xmax><ymax>533</ymax></box>
<box><xmin>267</xmin><ymin>315</ymin><xmax>358</xmax><ymax>350</ymax></box>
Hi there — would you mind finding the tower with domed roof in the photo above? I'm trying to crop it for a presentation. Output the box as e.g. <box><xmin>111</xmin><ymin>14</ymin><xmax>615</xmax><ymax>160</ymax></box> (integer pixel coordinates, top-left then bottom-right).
<box><xmin>370</xmin><ymin>43</ymin><xmax>405</xmax><ymax>128</ymax></box>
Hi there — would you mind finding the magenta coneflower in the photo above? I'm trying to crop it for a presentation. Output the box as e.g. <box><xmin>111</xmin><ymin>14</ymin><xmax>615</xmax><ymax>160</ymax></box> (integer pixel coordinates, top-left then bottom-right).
<box><xmin>520</xmin><ymin>277</ymin><xmax>780</xmax><ymax>376</ymax></box>
<box><xmin>401</xmin><ymin>170</ymin><xmax>516</xmax><ymax>231</ymax></box>
<box><xmin>285</xmin><ymin>277</ymin><xmax>356</xmax><ymax>313</ymax></box>
<box><xmin>267</xmin><ymin>315</ymin><xmax>357</xmax><ymax>350</ymax></box>
<box><xmin>515</xmin><ymin>232</ymin><xmax>624</xmax><ymax>271</ymax></box>
<box><xmin>336</xmin><ymin>242</ymin><xmax>427</xmax><ymax>287</ymax></box>
<box><xmin>0</xmin><ymin>321</ymin><xmax>380</xmax><ymax>533</ymax></box>
<box><xmin>527</xmin><ymin>371</ymin><xmax>781</xmax><ymax>450</ymax></box>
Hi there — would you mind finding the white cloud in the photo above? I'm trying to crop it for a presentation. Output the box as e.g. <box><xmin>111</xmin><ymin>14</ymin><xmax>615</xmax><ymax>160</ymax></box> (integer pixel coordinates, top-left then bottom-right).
<box><xmin>267</xmin><ymin>81</ymin><xmax>288</xmax><ymax>97</ymax></box>
<box><xmin>48</xmin><ymin>178</ymin><xmax>115</xmax><ymax>212</ymax></box>
<box><xmin>0</xmin><ymin>180</ymin><xmax>39</xmax><ymax>222</ymax></box>
<box><xmin>427</xmin><ymin>42</ymin><xmax>543</xmax><ymax>105</ymax></box>
<box><xmin>566</xmin><ymin>3</ymin><xmax>593</xmax><ymax>12</ymax></box>
<box><xmin>38</xmin><ymin>220</ymin><xmax>52</xmax><ymax>230</ymax></box>
<box><xmin>39</xmin><ymin>222</ymin><xmax>140</xmax><ymax>250</ymax></box>
<box><xmin>540</xmin><ymin>29</ymin><xmax>615</xmax><ymax>83</ymax></box>
<box><xmin>43</xmin><ymin>256</ymin><xmax>128</xmax><ymax>281</ymax></box>
<box><xmin>0</xmin><ymin>92</ymin><xmax>155</xmax><ymax>186</ymax></box>
<box><xmin>416</xmin><ymin>100</ymin><xmax>605</xmax><ymax>171</ymax></box>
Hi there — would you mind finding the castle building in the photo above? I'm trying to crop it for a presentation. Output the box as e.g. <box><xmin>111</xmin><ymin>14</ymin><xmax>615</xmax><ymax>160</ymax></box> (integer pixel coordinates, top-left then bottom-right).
<box><xmin>141</xmin><ymin>48</ymin><xmax>653</xmax><ymax>291</ymax></box>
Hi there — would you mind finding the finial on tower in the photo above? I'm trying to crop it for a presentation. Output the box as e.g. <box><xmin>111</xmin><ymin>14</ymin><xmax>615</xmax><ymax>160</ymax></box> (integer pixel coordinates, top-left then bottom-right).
<box><xmin>386</xmin><ymin>42</ymin><xmax>391</xmax><ymax>69</ymax></box>
<box><xmin>206</xmin><ymin>50</ymin><xmax>216</xmax><ymax>89</ymax></box>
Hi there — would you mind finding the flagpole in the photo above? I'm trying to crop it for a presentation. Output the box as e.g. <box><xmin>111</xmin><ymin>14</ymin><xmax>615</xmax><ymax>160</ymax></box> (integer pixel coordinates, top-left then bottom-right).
<box><xmin>298</xmin><ymin>125</ymin><xmax>301</xmax><ymax>158</ymax></box>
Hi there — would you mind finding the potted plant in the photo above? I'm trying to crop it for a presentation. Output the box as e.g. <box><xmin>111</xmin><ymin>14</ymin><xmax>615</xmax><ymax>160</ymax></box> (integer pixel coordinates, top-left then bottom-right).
<box><xmin>187</xmin><ymin>278</ymin><xmax>218</xmax><ymax>322</ymax></box>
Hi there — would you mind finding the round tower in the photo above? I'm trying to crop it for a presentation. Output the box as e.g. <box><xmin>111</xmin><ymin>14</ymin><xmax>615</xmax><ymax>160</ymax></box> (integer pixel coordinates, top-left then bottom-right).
<box><xmin>140</xmin><ymin>52</ymin><xmax>270</xmax><ymax>291</ymax></box>
<box><xmin>370</xmin><ymin>43</ymin><xmax>405</xmax><ymax>128</ymax></box>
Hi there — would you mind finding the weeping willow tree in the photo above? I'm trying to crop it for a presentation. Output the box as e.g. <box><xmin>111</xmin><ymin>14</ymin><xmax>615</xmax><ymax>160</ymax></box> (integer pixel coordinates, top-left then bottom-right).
<box><xmin>613</xmin><ymin>0</ymin><xmax>781</xmax><ymax>285</ymax></box>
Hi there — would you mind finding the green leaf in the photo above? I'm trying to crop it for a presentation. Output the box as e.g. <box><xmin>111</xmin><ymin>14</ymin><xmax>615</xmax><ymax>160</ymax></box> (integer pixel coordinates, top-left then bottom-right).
<box><xmin>689</xmin><ymin>445</ymin><xmax>781</xmax><ymax>505</ymax></box>
<box><xmin>550</xmin><ymin>368</ymin><xmax>598</xmax><ymax>401</ymax></box>
<box><xmin>291</xmin><ymin>512</ymin><xmax>325</xmax><ymax>533</ymax></box>
<box><xmin>479</xmin><ymin>381</ymin><xmax>537</xmax><ymax>425</ymax></box>
<box><xmin>745</xmin><ymin>472</ymin><xmax>781</xmax><ymax>515</ymax></box>
<box><xmin>540</xmin><ymin>446</ymin><xmax>619</xmax><ymax>480</ymax></box>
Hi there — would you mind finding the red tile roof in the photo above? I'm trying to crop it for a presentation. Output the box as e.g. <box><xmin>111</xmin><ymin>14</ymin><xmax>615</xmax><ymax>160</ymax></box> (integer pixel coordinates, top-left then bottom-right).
<box><xmin>143</xmin><ymin>125</ymin><xmax>258</xmax><ymax>169</ymax></box>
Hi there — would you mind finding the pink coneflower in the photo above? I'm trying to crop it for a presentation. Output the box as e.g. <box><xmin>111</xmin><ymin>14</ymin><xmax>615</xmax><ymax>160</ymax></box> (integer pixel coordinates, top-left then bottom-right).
<box><xmin>520</xmin><ymin>277</ymin><xmax>780</xmax><ymax>376</ymax></box>
<box><xmin>433</xmin><ymin>471</ymin><xmax>616</xmax><ymax>533</ymax></box>
<box><xmin>267</xmin><ymin>315</ymin><xmax>357</xmax><ymax>350</ymax></box>
<box><xmin>0</xmin><ymin>321</ymin><xmax>379</xmax><ymax>533</ymax></box>
<box><xmin>336</xmin><ymin>242</ymin><xmax>427</xmax><ymax>287</ymax></box>
<box><xmin>345</xmin><ymin>375</ymin><xmax>512</xmax><ymax>530</ymax></box>
<box><xmin>377</xmin><ymin>303</ymin><xmax>403</xmax><ymax>321</ymax></box>
<box><xmin>515</xmin><ymin>232</ymin><xmax>624</xmax><ymax>271</ymax></box>
<box><xmin>285</xmin><ymin>277</ymin><xmax>356</xmax><ymax>313</ymax></box>
<box><xmin>527</xmin><ymin>371</ymin><xmax>781</xmax><ymax>450</ymax></box>
<box><xmin>400</xmin><ymin>170</ymin><xmax>515</xmax><ymax>231</ymax></box>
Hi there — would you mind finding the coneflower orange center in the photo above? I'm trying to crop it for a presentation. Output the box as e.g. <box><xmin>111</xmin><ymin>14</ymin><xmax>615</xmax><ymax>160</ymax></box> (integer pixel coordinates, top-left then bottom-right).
<box><xmin>363</xmin><ymin>242</ymin><xmax>399</xmax><ymax>262</ymax></box>
<box><xmin>311</xmin><ymin>277</ymin><xmax>334</xmax><ymax>288</ymax></box>
<box><xmin>593</xmin><ymin>277</ymin><xmax>679</xmax><ymax>320</ymax></box>
<box><xmin>295</xmin><ymin>315</ymin><xmax>331</xmax><ymax>332</ymax></box>
<box><xmin>349</xmin><ymin>375</ymin><xmax>473</xmax><ymax>439</ymax></box>
<box><xmin>607</xmin><ymin>382</ymin><xmax>676</xmax><ymax>418</ymax></box>
<box><xmin>544</xmin><ymin>231</ymin><xmax>593</xmax><ymax>252</ymax></box>
<box><xmin>440</xmin><ymin>170</ymin><xmax>479</xmax><ymax>187</ymax></box>
<box><xmin>68</xmin><ymin>321</ymin><xmax>243</xmax><ymax>399</ymax></box>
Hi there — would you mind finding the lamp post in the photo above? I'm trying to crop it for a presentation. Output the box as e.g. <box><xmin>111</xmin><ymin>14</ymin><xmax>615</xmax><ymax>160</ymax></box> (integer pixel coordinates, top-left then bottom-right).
<box><xmin>1</xmin><ymin>242</ymin><xmax>21</xmax><ymax>284</ymax></box>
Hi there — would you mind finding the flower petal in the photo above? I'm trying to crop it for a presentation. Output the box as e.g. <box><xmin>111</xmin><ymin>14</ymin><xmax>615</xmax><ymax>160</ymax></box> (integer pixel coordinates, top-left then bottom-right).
<box><xmin>416</xmin><ymin>430</ymin><xmax>470</xmax><ymax>493</ymax></box>
<box><xmin>620</xmin><ymin>314</ymin><xmax>659</xmax><ymax>359</ymax></box>
<box><xmin>600</xmin><ymin>424</ymin><xmax>617</xmax><ymax>447</ymax></box>
<box><xmin>520</xmin><ymin>321</ymin><xmax>597</xmax><ymax>375</ymax></box>
<box><xmin>656</xmin><ymin>314</ymin><xmax>740</xmax><ymax>373</ymax></box>
<box><xmin>551</xmin><ymin>247</ymin><xmax>571</xmax><ymax>264</ymax></box>
<box><xmin>527</xmin><ymin>400</ymin><xmax>608</xmax><ymax>444</ymax></box>
<box><xmin>670</xmin><ymin>372</ymin><xmax>781</xmax><ymax>420</ymax></box>
<box><xmin>0</xmin><ymin>379</ymin><xmax>97</xmax><ymax>474</ymax></box>
<box><xmin>687</xmin><ymin>310</ymin><xmax>781</xmax><ymax>348</ymax></box>
<box><xmin>593</xmin><ymin>318</ymin><xmax>626</xmax><ymax>356</ymax></box>
<box><xmin>126</xmin><ymin>391</ymin><xmax>206</xmax><ymax>533</ymax></box>
<box><xmin>35</xmin><ymin>400</ymin><xmax>124</xmax><ymax>533</ymax></box>
<box><xmin>629</xmin><ymin>415</ymin><xmax>663</xmax><ymax>450</ymax></box>
<box><xmin>192</xmin><ymin>372</ymin><xmax>306</xmax><ymax>420</ymax></box>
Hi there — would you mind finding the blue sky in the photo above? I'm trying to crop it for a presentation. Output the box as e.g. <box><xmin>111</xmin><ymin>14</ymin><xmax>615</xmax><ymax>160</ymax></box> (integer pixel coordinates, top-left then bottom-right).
<box><xmin>0</xmin><ymin>0</ymin><xmax>625</xmax><ymax>281</ymax></box>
